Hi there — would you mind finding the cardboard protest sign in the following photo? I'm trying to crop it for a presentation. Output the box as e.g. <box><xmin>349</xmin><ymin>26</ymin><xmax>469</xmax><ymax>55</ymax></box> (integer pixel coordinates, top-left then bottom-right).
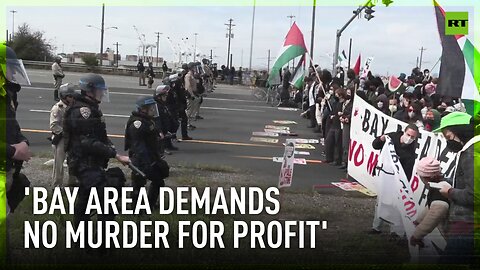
<box><xmin>278</xmin><ymin>139</ymin><xmax>296</xmax><ymax>188</ymax></box>
<box><xmin>273</xmin><ymin>157</ymin><xmax>307</xmax><ymax>165</ymax></box>
<box><xmin>294</xmin><ymin>151</ymin><xmax>310</xmax><ymax>156</ymax></box>
<box><xmin>273</xmin><ymin>120</ymin><xmax>297</xmax><ymax>125</ymax></box>
<box><xmin>265</xmin><ymin>125</ymin><xmax>290</xmax><ymax>131</ymax></box>
<box><xmin>293</xmin><ymin>139</ymin><xmax>319</xmax><ymax>144</ymax></box>
<box><xmin>285</xmin><ymin>143</ymin><xmax>315</xmax><ymax>150</ymax></box>
<box><xmin>265</xmin><ymin>129</ymin><xmax>290</xmax><ymax>135</ymax></box>
<box><xmin>252</xmin><ymin>131</ymin><xmax>279</xmax><ymax>137</ymax></box>
<box><xmin>250</xmin><ymin>137</ymin><xmax>279</xmax><ymax>144</ymax></box>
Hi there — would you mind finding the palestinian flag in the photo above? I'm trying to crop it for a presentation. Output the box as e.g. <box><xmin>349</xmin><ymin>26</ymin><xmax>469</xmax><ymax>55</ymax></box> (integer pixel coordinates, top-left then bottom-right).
<box><xmin>290</xmin><ymin>54</ymin><xmax>306</xmax><ymax>89</ymax></box>
<box><xmin>353</xmin><ymin>54</ymin><xmax>361</xmax><ymax>75</ymax></box>
<box><xmin>434</xmin><ymin>0</ymin><xmax>480</xmax><ymax>116</ymax></box>
<box><xmin>268</xmin><ymin>22</ymin><xmax>308</xmax><ymax>85</ymax></box>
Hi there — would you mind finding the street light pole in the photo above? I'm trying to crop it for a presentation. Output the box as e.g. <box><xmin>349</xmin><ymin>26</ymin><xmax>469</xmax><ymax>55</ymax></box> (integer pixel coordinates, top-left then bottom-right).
<box><xmin>10</xmin><ymin>10</ymin><xmax>17</xmax><ymax>40</ymax></box>
<box><xmin>100</xmin><ymin>3</ymin><xmax>105</xmax><ymax>66</ymax></box>
<box><xmin>248</xmin><ymin>0</ymin><xmax>256</xmax><ymax>71</ymax></box>
<box><xmin>419</xmin><ymin>46</ymin><xmax>426</xmax><ymax>70</ymax></box>
<box><xmin>333</xmin><ymin>0</ymin><xmax>372</xmax><ymax>75</ymax></box>
<box><xmin>193</xmin><ymin>33</ymin><xmax>198</xmax><ymax>62</ymax></box>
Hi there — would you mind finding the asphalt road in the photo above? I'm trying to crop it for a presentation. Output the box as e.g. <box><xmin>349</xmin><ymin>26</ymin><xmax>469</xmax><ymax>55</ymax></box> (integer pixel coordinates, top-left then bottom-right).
<box><xmin>16</xmin><ymin>69</ymin><xmax>346</xmax><ymax>190</ymax></box>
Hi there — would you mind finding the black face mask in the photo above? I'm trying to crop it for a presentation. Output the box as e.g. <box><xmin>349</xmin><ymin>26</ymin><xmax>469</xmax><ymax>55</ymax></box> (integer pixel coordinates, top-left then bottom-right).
<box><xmin>424</xmin><ymin>119</ymin><xmax>434</xmax><ymax>126</ymax></box>
<box><xmin>446</xmin><ymin>139</ymin><xmax>463</xmax><ymax>152</ymax></box>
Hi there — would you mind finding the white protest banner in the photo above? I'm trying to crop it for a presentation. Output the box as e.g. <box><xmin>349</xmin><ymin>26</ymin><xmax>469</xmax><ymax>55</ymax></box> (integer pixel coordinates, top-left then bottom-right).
<box><xmin>273</xmin><ymin>157</ymin><xmax>307</xmax><ymax>165</ymax></box>
<box><xmin>348</xmin><ymin>95</ymin><xmax>457</xmax><ymax>208</ymax></box>
<box><xmin>265</xmin><ymin>125</ymin><xmax>290</xmax><ymax>131</ymax></box>
<box><xmin>376</xmin><ymin>136</ymin><xmax>420</xmax><ymax>258</ymax></box>
<box><xmin>278</xmin><ymin>139</ymin><xmax>296</xmax><ymax>188</ymax></box>
<box><xmin>252</xmin><ymin>131</ymin><xmax>279</xmax><ymax>137</ymax></box>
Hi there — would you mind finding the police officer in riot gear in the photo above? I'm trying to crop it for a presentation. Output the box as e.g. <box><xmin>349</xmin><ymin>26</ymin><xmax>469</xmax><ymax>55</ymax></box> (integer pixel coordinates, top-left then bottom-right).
<box><xmin>165</xmin><ymin>68</ymin><xmax>193</xmax><ymax>139</ymax></box>
<box><xmin>2</xmin><ymin>44</ymin><xmax>32</xmax><ymax>216</ymax></box>
<box><xmin>154</xmin><ymin>85</ymin><xmax>178</xmax><ymax>152</ymax></box>
<box><xmin>125</xmin><ymin>96</ymin><xmax>169</xmax><ymax>209</ymax></box>
<box><xmin>63</xmin><ymin>73</ymin><xmax>130</xmax><ymax>231</ymax></box>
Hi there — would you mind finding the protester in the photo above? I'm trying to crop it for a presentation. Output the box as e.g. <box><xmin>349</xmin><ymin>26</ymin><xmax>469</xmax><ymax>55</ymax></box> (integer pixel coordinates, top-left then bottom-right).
<box><xmin>433</xmin><ymin>112</ymin><xmax>478</xmax><ymax>264</ymax></box>
<box><xmin>410</xmin><ymin>157</ymin><xmax>449</xmax><ymax>248</ymax></box>
<box><xmin>375</xmin><ymin>94</ymin><xmax>390</xmax><ymax>115</ymax></box>
<box><xmin>324</xmin><ymin>88</ymin><xmax>347</xmax><ymax>166</ymax></box>
<box><xmin>369</xmin><ymin>124</ymin><xmax>420</xmax><ymax>237</ymax></box>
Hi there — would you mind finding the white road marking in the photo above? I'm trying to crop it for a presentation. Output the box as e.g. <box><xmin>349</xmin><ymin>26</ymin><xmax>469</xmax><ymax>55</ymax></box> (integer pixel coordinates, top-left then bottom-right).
<box><xmin>23</xmin><ymin>86</ymin><xmax>262</xmax><ymax>103</ymax></box>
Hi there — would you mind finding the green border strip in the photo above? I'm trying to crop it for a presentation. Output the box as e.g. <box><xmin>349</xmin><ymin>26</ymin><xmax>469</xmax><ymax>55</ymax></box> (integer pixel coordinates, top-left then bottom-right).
<box><xmin>1</xmin><ymin>0</ymin><xmax>480</xmax><ymax>267</ymax></box>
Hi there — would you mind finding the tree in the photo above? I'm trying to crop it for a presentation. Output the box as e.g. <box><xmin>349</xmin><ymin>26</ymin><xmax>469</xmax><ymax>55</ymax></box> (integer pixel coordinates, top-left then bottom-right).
<box><xmin>81</xmin><ymin>54</ymin><xmax>99</xmax><ymax>67</ymax></box>
<box><xmin>7</xmin><ymin>23</ymin><xmax>55</xmax><ymax>61</ymax></box>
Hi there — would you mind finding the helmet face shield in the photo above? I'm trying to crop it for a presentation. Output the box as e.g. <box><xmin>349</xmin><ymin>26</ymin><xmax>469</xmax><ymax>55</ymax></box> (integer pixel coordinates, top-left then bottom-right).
<box><xmin>6</xmin><ymin>59</ymin><xmax>31</xmax><ymax>85</ymax></box>
<box><xmin>146</xmin><ymin>103</ymin><xmax>159</xmax><ymax>118</ymax></box>
<box><xmin>94</xmin><ymin>87</ymin><xmax>110</xmax><ymax>103</ymax></box>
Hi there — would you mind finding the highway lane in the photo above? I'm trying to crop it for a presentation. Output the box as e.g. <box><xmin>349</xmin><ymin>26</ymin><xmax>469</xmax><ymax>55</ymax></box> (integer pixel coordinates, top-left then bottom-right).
<box><xmin>15</xmin><ymin>69</ymin><xmax>347</xmax><ymax>190</ymax></box>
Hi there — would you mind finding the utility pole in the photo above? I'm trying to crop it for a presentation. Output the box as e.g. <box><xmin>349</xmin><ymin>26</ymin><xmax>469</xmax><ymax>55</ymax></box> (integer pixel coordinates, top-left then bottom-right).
<box><xmin>113</xmin><ymin>42</ymin><xmax>120</xmax><ymax>67</ymax></box>
<box><xmin>210</xmin><ymin>49</ymin><xmax>213</xmax><ymax>63</ymax></box>
<box><xmin>309</xmin><ymin>0</ymin><xmax>316</xmax><ymax>67</ymax></box>
<box><xmin>193</xmin><ymin>33</ymin><xmax>198</xmax><ymax>62</ymax></box>
<box><xmin>248</xmin><ymin>0</ymin><xmax>256</xmax><ymax>71</ymax></box>
<box><xmin>267</xmin><ymin>49</ymin><xmax>271</xmax><ymax>73</ymax></box>
<box><xmin>10</xmin><ymin>10</ymin><xmax>17</xmax><ymax>40</ymax></box>
<box><xmin>155</xmin><ymin>32</ymin><xmax>162</xmax><ymax>66</ymax></box>
<box><xmin>416</xmin><ymin>56</ymin><xmax>419</xmax><ymax>68</ymax></box>
<box><xmin>99</xmin><ymin>4</ymin><xmax>105</xmax><ymax>66</ymax></box>
<box><xmin>419</xmin><ymin>46</ymin><xmax>426</xmax><ymax>70</ymax></box>
<box><xmin>225</xmin><ymin>18</ymin><xmax>235</xmax><ymax>69</ymax></box>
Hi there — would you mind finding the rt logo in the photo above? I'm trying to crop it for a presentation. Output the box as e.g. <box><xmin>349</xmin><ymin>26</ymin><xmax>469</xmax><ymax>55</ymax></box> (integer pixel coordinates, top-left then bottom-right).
<box><xmin>445</xmin><ymin>12</ymin><xmax>468</xmax><ymax>35</ymax></box>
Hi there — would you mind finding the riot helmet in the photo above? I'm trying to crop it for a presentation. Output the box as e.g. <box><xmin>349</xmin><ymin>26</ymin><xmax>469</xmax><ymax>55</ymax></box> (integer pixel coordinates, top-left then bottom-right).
<box><xmin>136</xmin><ymin>96</ymin><xmax>159</xmax><ymax>117</ymax></box>
<box><xmin>0</xmin><ymin>44</ymin><xmax>31</xmax><ymax>86</ymax></box>
<box><xmin>79</xmin><ymin>73</ymin><xmax>109</xmax><ymax>103</ymax></box>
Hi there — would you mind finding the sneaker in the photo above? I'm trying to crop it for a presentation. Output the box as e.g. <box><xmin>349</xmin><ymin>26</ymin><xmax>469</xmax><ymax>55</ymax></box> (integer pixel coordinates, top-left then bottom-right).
<box><xmin>187</xmin><ymin>124</ymin><xmax>196</xmax><ymax>130</ymax></box>
<box><xmin>182</xmin><ymin>136</ymin><xmax>193</xmax><ymax>141</ymax></box>
<box><xmin>164</xmin><ymin>150</ymin><xmax>172</xmax><ymax>155</ymax></box>
<box><xmin>167</xmin><ymin>146</ymin><xmax>179</xmax><ymax>151</ymax></box>
<box><xmin>195</xmin><ymin>115</ymin><xmax>204</xmax><ymax>120</ymax></box>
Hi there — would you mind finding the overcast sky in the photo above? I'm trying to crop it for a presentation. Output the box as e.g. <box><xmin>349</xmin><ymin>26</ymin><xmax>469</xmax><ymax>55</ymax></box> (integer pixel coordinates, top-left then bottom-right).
<box><xmin>6</xmin><ymin>3</ymin><xmax>475</xmax><ymax>75</ymax></box>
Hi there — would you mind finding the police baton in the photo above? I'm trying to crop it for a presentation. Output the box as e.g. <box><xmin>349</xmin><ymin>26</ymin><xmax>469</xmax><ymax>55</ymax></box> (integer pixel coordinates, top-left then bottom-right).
<box><xmin>128</xmin><ymin>163</ymin><xmax>147</xmax><ymax>179</ymax></box>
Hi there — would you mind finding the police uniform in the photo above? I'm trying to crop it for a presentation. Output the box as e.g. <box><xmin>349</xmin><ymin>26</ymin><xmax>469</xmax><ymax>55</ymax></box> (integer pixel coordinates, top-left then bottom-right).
<box><xmin>64</xmin><ymin>94</ymin><xmax>116</xmax><ymax>228</ymax></box>
<box><xmin>52</xmin><ymin>61</ymin><xmax>64</xmax><ymax>100</ymax></box>
<box><xmin>4</xmin><ymin>82</ymin><xmax>29</xmax><ymax>212</ymax></box>
<box><xmin>169</xmin><ymin>77</ymin><xmax>190</xmax><ymax>139</ymax></box>
<box><xmin>50</xmin><ymin>100</ymin><xmax>76</xmax><ymax>187</ymax></box>
<box><xmin>125</xmin><ymin>111</ymin><xmax>169</xmax><ymax>207</ymax></box>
